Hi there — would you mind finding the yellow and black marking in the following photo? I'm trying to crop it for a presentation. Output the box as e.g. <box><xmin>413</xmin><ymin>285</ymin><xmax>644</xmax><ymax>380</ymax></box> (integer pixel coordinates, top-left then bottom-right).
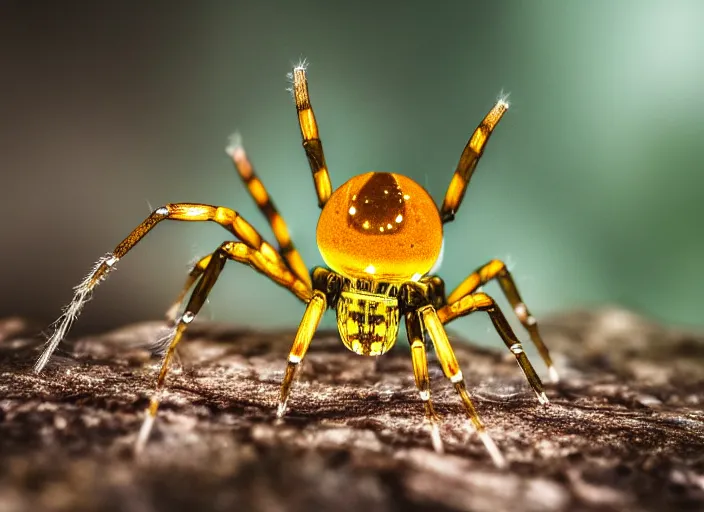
<box><xmin>229</xmin><ymin>143</ymin><xmax>312</xmax><ymax>289</ymax></box>
<box><xmin>278</xmin><ymin>290</ymin><xmax>327</xmax><ymax>417</ymax></box>
<box><xmin>292</xmin><ymin>66</ymin><xmax>333</xmax><ymax>208</ymax></box>
<box><xmin>440</xmin><ymin>99</ymin><xmax>509</xmax><ymax>223</ymax></box>
<box><xmin>405</xmin><ymin>312</ymin><xmax>441</xmax><ymax>420</ymax></box>
<box><xmin>336</xmin><ymin>287</ymin><xmax>400</xmax><ymax>356</ymax></box>
<box><xmin>418</xmin><ymin>305</ymin><xmax>487</xmax><ymax>434</ymax></box>
<box><xmin>445</xmin><ymin>259</ymin><xmax>557</xmax><ymax>382</ymax></box>
<box><xmin>418</xmin><ymin>302</ymin><xmax>506</xmax><ymax>467</ymax></box>
<box><xmin>110</xmin><ymin>203</ymin><xmax>282</xmax><ymax>263</ymax></box>
<box><xmin>99</xmin><ymin>202</ymin><xmax>311</xmax><ymax>322</ymax></box>
<box><xmin>165</xmin><ymin>253</ymin><xmax>212</xmax><ymax>321</ymax></box>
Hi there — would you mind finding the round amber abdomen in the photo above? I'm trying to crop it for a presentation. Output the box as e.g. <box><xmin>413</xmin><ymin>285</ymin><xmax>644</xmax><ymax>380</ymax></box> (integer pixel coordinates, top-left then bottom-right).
<box><xmin>316</xmin><ymin>172</ymin><xmax>443</xmax><ymax>281</ymax></box>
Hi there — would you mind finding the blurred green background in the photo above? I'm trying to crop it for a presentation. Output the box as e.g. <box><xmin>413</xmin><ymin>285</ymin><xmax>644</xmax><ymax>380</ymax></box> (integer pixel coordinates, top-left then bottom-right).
<box><xmin>1</xmin><ymin>1</ymin><xmax>702</xmax><ymax>343</ymax></box>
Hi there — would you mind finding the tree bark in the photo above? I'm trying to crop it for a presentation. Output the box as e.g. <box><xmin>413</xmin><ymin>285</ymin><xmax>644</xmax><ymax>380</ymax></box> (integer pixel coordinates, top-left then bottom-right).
<box><xmin>0</xmin><ymin>308</ymin><xmax>703</xmax><ymax>512</ymax></box>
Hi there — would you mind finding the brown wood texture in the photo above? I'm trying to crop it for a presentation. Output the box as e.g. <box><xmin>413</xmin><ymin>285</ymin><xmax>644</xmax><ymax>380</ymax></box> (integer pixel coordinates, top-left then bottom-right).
<box><xmin>1</xmin><ymin>308</ymin><xmax>703</xmax><ymax>512</ymax></box>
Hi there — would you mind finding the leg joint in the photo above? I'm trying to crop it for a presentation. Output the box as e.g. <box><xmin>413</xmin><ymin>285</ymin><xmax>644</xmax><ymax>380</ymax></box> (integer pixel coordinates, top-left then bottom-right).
<box><xmin>481</xmin><ymin>259</ymin><xmax>507</xmax><ymax>281</ymax></box>
<box><xmin>470</xmin><ymin>292</ymin><xmax>496</xmax><ymax>311</ymax></box>
<box><xmin>509</xmin><ymin>342</ymin><xmax>524</xmax><ymax>355</ymax></box>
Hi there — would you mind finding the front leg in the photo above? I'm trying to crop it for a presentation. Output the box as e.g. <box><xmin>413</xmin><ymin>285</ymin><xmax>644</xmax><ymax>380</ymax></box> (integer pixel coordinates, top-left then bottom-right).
<box><xmin>405</xmin><ymin>311</ymin><xmax>444</xmax><ymax>453</ymax></box>
<box><xmin>277</xmin><ymin>290</ymin><xmax>327</xmax><ymax>418</ymax></box>
<box><xmin>35</xmin><ymin>203</ymin><xmax>283</xmax><ymax>373</ymax></box>
<box><xmin>416</xmin><ymin>305</ymin><xmax>506</xmax><ymax>467</ymax></box>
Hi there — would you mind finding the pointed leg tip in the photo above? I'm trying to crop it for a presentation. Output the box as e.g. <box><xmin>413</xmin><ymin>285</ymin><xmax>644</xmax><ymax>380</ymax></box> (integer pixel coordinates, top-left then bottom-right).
<box><xmin>477</xmin><ymin>430</ymin><xmax>507</xmax><ymax>469</ymax></box>
<box><xmin>135</xmin><ymin>412</ymin><xmax>155</xmax><ymax>455</ymax></box>
<box><xmin>276</xmin><ymin>401</ymin><xmax>288</xmax><ymax>419</ymax></box>
<box><xmin>537</xmin><ymin>391</ymin><xmax>550</xmax><ymax>405</ymax></box>
<box><xmin>548</xmin><ymin>366</ymin><xmax>560</xmax><ymax>384</ymax></box>
<box><xmin>225</xmin><ymin>132</ymin><xmax>244</xmax><ymax>158</ymax></box>
<box><xmin>429</xmin><ymin>422</ymin><xmax>445</xmax><ymax>454</ymax></box>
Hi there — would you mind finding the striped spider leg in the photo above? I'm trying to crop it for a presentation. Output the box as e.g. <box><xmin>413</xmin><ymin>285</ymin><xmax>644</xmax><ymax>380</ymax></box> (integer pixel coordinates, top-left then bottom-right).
<box><xmin>137</xmin><ymin>239</ymin><xmax>312</xmax><ymax>452</ymax></box>
<box><xmin>35</xmin><ymin>203</ymin><xmax>289</xmax><ymax>374</ymax></box>
<box><xmin>442</xmin><ymin>260</ymin><xmax>558</xmax><ymax>382</ymax></box>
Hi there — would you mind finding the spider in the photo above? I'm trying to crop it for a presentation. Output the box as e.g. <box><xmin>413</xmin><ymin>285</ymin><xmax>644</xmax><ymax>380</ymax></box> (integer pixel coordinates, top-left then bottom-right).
<box><xmin>34</xmin><ymin>64</ymin><xmax>557</xmax><ymax>467</ymax></box>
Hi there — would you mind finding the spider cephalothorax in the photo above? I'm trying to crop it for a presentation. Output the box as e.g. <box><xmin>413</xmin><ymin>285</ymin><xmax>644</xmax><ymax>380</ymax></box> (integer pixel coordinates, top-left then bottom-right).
<box><xmin>35</xmin><ymin>64</ymin><xmax>557</xmax><ymax>467</ymax></box>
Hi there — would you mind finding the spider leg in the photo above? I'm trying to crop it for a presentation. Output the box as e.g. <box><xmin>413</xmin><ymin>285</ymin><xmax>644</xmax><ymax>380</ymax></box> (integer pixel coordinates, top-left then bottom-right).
<box><xmin>417</xmin><ymin>305</ymin><xmax>506</xmax><ymax>467</ymax></box>
<box><xmin>440</xmin><ymin>99</ymin><xmax>509</xmax><ymax>223</ymax></box>
<box><xmin>226</xmin><ymin>136</ymin><xmax>311</xmax><ymax>289</ymax></box>
<box><xmin>291</xmin><ymin>64</ymin><xmax>333</xmax><ymax>209</ymax></box>
<box><xmin>437</xmin><ymin>292</ymin><xmax>548</xmax><ymax>405</ymax></box>
<box><xmin>445</xmin><ymin>260</ymin><xmax>558</xmax><ymax>382</ymax></box>
<box><xmin>136</xmin><ymin>240</ymin><xmax>313</xmax><ymax>453</ymax></box>
<box><xmin>164</xmin><ymin>253</ymin><xmax>212</xmax><ymax>323</ymax></box>
<box><xmin>277</xmin><ymin>290</ymin><xmax>327</xmax><ymax>418</ymax></box>
<box><xmin>405</xmin><ymin>312</ymin><xmax>444</xmax><ymax>453</ymax></box>
<box><xmin>35</xmin><ymin>203</ymin><xmax>287</xmax><ymax>373</ymax></box>
<box><xmin>165</xmin><ymin>238</ymin><xmax>314</xmax><ymax>323</ymax></box>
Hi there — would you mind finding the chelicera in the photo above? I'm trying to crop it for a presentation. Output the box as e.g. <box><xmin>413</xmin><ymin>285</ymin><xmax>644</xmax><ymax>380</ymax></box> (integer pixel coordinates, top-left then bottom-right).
<box><xmin>35</xmin><ymin>64</ymin><xmax>557</xmax><ymax>466</ymax></box>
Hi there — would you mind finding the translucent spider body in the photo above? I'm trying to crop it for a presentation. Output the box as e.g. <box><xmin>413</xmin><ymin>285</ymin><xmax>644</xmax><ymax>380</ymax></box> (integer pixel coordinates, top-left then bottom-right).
<box><xmin>319</xmin><ymin>171</ymin><xmax>443</xmax><ymax>356</ymax></box>
<box><xmin>35</xmin><ymin>65</ymin><xmax>558</xmax><ymax>467</ymax></box>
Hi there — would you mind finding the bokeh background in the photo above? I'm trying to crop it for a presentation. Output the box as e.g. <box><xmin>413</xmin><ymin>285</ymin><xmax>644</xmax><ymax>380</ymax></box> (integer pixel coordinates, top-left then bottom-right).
<box><xmin>1</xmin><ymin>1</ymin><xmax>702</xmax><ymax>344</ymax></box>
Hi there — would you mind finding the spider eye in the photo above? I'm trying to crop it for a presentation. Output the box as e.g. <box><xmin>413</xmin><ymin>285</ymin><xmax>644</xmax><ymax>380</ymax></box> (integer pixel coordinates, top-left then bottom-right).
<box><xmin>316</xmin><ymin>172</ymin><xmax>443</xmax><ymax>282</ymax></box>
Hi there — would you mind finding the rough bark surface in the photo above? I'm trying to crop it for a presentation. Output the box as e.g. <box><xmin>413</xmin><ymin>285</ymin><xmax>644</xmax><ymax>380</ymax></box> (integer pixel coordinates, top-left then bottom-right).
<box><xmin>0</xmin><ymin>308</ymin><xmax>703</xmax><ymax>512</ymax></box>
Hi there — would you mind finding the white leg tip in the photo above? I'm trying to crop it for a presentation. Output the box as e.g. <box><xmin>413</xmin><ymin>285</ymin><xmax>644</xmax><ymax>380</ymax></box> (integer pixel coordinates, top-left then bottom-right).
<box><xmin>34</xmin><ymin>252</ymin><xmax>119</xmax><ymax>373</ymax></box>
<box><xmin>429</xmin><ymin>422</ymin><xmax>444</xmax><ymax>454</ymax></box>
<box><xmin>537</xmin><ymin>391</ymin><xmax>550</xmax><ymax>405</ymax></box>
<box><xmin>477</xmin><ymin>430</ymin><xmax>507</xmax><ymax>469</ymax></box>
<box><xmin>135</xmin><ymin>412</ymin><xmax>155</xmax><ymax>455</ymax></box>
<box><xmin>276</xmin><ymin>401</ymin><xmax>288</xmax><ymax>419</ymax></box>
<box><xmin>33</xmin><ymin>352</ymin><xmax>52</xmax><ymax>374</ymax></box>
<box><xmin>548</xmin><ymin>366</ymin><xmax>560</xmax><ymax>384</ymax></box>
<box><xmin>225</xmin><ymin>132</ymin><xmax>243</xmax><ymax>158</ymax></box>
